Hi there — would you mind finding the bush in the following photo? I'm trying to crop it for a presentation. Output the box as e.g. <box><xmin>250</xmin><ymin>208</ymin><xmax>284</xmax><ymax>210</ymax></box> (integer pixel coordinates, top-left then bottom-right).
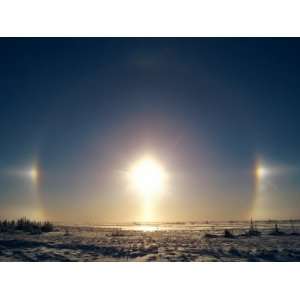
<box><xmin>41</xmin><ymin>221</ymin><xmax>54</xmax><ymax>232</ymax></box>
<box><xmin>224</xmin><ymin>229</ymin><xmax>235</xmax><ymax>238</ymax></box>
<box><xmin>270</xmin><ymin>223</ymin><xmax>285</xmax><ymax>236</ymax></box>
<box><xmin>203</xmin><ymin>232</ymin><xmax>217</xmax><ymax>238</ymax></box>
<box><xmin>0</xmin><ymin>218</ymin><xmax>54</xmax><ymax>234</ymax></box>
<box><xmin>244</xmin><ymin>219</ymin><xmax>261</xmax><ymax>237</ymax></box>
<box><xmin>0</xmin><ymin>220</ymin><xmax>16</xmax><ymax>232</ymax></box>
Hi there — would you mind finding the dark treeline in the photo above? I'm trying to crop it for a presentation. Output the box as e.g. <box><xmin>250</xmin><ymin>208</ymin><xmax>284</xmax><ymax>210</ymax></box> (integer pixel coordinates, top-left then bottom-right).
<box><xmin>0</xmin><ymin>218</ymin><xmax>54</xmax><ymax>234</ymax></box>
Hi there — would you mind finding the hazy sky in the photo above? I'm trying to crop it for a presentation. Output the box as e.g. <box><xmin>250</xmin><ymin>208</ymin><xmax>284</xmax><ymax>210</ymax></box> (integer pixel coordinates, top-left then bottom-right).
<box><xmin>0</xmin><ymin>38</ymin><xmax>299</xmax><ymax>223</ymax></box>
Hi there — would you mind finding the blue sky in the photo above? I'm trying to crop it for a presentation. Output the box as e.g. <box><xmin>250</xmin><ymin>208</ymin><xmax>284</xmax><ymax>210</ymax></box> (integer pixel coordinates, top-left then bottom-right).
<box><xmin>0</xmin><ymin>38</ymin><xmax>299</xmax><ymax>222</ymax></box>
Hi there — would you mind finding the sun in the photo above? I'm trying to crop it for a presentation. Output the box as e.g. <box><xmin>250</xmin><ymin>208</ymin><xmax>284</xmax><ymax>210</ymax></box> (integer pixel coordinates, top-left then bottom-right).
<box><xmin>27</xmin><ymin>167</ymin><xmax>39</xmax><ymax>183</ymax></box>
<box><xmin>256</xmin><ymin>165</ymin><xmax>268</xmax><ymax>179</ymax></box>
<box><xmin>128</xmin><ymin>157</ymin><xmax>167</xmax><ymax>200</ymax></box>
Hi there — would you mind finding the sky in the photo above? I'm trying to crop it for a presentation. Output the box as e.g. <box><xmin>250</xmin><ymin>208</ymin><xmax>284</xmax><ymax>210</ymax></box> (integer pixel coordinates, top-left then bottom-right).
<box><xmin>0</xmin><ymin>38</ymin><xmax>300</xmax><ymax>223</ymax></box>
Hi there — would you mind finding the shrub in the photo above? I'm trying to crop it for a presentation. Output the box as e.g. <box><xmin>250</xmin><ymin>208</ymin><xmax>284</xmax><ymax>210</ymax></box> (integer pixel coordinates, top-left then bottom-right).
<box><xmin>203</xmin><ymin>232</ymin><xmax>217</xmax><ymax>238</ymax></box>
<box><xmin>224</xmin><ymin>229</ymin><xmax>235</xmax><ymax>238</ymax></box>
<box><xmin>41</xmin><ymin>221</ymin><xmax>54</xmax><ymax>232</ymax></box>
<box><xmin>244</xmin><ymin>219</ymin><xmax>261</xmax><ymax>237</ymax></box>
<box><xmin>270</xmin><ymin>222</ymin><xmax>285</xmax><ymax>236</ymax></box>
<box><xmin>0</xmin><ymin>218</ymin><xmax>54</xmax><ymax>234</ymax></box>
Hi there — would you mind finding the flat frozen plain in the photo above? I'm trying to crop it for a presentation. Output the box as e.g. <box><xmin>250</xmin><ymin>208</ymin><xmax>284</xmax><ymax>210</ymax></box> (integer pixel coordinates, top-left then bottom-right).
<box><xmin>1</xmin><ymin>221</ymin><xmax>300</xmax><ymax>261</ymax></box>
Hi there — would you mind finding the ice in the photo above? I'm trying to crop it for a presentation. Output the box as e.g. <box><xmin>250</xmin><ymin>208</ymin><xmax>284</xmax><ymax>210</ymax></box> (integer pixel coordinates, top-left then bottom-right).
<box><xmin>0</xmin><ymin>221</ymin><xmax>300</xmax><ymax>261</ymax></box>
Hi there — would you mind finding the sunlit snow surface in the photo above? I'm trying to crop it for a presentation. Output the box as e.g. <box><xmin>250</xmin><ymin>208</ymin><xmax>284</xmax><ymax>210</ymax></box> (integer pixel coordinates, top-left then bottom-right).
<box><xmin>1</xmin><ymin>221</ymin><xmax>300</xmax><ymax>261</ymax></box>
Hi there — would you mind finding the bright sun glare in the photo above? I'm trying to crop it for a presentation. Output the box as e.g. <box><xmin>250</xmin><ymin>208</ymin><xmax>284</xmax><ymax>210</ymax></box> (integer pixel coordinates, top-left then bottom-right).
<box><xmin>256</xmin><ymin>166</ymin><xmax>268</xmax><ymax>179</ymax></box>
<box><xmin>27</xmin><ymin>167</ymin><xmax>39</xmax><ymax>182</ymax></box>
<box><xmin>129</xmin><ymin>157</ymin><xmax>167</xmax><ymax>200</ymax></box>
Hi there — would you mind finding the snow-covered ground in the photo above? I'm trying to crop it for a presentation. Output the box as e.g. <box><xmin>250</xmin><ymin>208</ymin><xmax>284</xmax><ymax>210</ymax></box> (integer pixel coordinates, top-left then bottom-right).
<box><xmin>1</xmin><ymin>221</ymin><xmax>300</xmax><ymax>261</ymax></box>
